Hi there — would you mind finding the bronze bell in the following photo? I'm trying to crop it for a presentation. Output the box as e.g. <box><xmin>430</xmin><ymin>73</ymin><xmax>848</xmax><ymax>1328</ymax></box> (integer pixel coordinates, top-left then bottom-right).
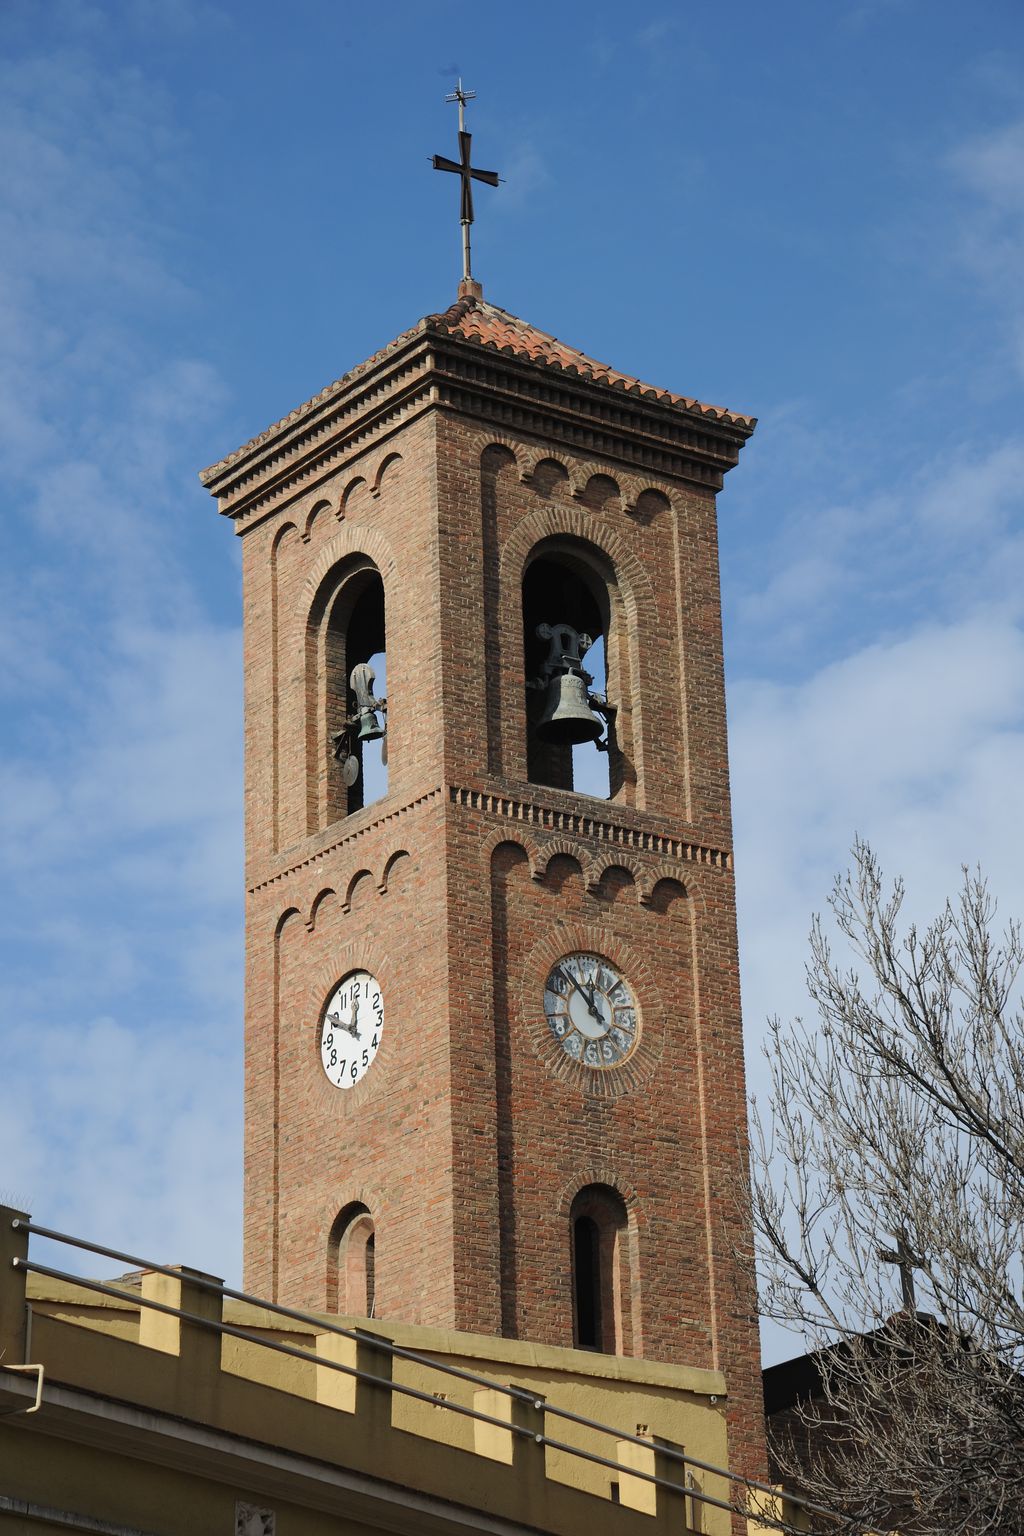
<box><xmin>349</xmin><ymin>661</ymin><xmax>386</xmax><ymax>744</ymax></box>
<box><xmin>536</xmin><ymin>669</ymin><xmax>605</xmax><ymax>745</ymax></box>
<box><xmin>533</xmin><ymin>622</ymin><xmax>606</xmax><ymax>746</ymax></box>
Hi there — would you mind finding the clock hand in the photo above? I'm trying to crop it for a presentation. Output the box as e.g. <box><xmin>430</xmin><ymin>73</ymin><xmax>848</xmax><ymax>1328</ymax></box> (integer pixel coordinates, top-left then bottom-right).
<box><xmin>554</xmin><ymin>966</ymin><xmax>606</xmax><ymax>1028</ymax></box>
<box><xmin>328</xmin><ymin>1009</ymin><xmax>359</xmax><ymax>1039</ymax></box>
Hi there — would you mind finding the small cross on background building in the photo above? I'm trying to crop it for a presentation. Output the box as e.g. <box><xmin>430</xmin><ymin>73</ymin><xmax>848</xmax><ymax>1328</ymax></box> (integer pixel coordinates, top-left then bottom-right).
<box><xmin>878</xmin><ymin>1228</ymin><xmax>925</xmax><ymax>1312</ymax></box>
<box><xmin>432</xmin><ymin>79</ymin><xmax>500</xmax><ymax>293</ymax></box>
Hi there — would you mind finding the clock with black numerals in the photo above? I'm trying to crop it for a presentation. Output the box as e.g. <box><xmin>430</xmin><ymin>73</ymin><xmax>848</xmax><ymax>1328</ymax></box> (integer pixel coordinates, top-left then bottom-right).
<box><xmin>543</xmin><ymin>952</ymin><xmax>639</xmax><ymax>1069</ymax></box>
<box><xmin>320</xmin><ymin>970</ymin><xmax>384</xmax><ymax>1088</ymax></box>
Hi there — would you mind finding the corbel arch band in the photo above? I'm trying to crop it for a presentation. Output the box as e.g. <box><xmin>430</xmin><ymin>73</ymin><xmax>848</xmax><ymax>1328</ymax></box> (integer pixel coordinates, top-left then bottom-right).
<box><xmin>479</xmin><ymin>437</ymin><xmax>679</xmax><ymax>519</ymax></box>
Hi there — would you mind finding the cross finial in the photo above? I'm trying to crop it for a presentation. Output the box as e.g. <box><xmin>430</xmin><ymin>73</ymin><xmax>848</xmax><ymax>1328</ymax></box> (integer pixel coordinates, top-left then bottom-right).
<box><xmin>878</xmin><ymin>1228</ymin><xmax>925</xmax><ymax>1312</ymax></box>
<box><xmin>445</xmin><ymin>78</ymin><xmax>475</xmax><ymax>119</ymax></box>
<box><xmin>432</xmin><ymin>81</ymin><xmax>500</xmax><ymax>292</ymax></box>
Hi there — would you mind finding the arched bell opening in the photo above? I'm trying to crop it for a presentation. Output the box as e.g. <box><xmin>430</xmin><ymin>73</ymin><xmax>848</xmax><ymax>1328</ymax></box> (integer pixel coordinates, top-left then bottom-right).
<box><xmin>569</xmin><ymin>1184</ymin><xmax>633</xmax><ymax>1354</ymax></box>
<box><xmin>327</xmin><ymin>1201</ymin><xmax>377</xmax><ymax>1317</ymax></box>
<box><xmin>522</xmin><ymin>541</ymin><xmax>628</xmax><ymax>801</ymax></box>
<box><xmin>308</xmin><ymin>556</ymin><xmax>389</xmax><ymax>832</ymax></box>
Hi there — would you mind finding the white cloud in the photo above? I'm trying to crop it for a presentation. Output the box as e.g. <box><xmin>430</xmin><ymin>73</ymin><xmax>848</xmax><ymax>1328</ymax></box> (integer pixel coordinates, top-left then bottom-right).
<box><xmin>495</xmin><ymin>141</ymin><xmax>551</xmax><ymax>211</ymax></box>
<box><xmin>950</xmin><ymin>120</ymin><xmax>1024</xmax><ymax>212</ymax></box>
<box><xmin>0</xmin><ymin>30</ymin><xmax>242</xmax><ymax>1284</ymax></box>
<box><xmin>733</xmin><ymin>609</ymin><xmax>1024</xmax><ymax>1079</ymax></box>
<box><xmin>946</xmin><ymin>116</ymin><xmax>1024</xmax><ymax>377</ymax></box>
<box><xmin>0</xmin><ymin>1012</ymin><xmax>240</xmax><ymax>1277</ymax></box>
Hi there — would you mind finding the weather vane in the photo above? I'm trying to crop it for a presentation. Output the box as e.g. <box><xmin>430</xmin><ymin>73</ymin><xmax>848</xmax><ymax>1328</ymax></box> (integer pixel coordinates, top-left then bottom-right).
<box><xmin>432</xmin><ymin>80</ymin><xmax>500</xmax><ymax>288</ymax></box>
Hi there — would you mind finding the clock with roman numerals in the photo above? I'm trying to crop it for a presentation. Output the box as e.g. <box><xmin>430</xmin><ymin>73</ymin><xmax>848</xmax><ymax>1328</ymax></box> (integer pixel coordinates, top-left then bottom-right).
<box><xmin>543</xmin><ymin>952</ymin><xmax>639</xmax><ymax>1069</ymax></box>
<box><xmin>320</xmin><ymin>970</ymin><xmax>384</xmax><ymax>1088</ymax></box>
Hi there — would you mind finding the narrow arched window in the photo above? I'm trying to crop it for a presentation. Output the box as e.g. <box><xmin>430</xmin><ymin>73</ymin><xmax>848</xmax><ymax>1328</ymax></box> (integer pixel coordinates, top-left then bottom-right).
<box><xmin>307</xmin><ymin>558</ymin><xmax>388</xmax><ymax>832</ymax></box>
<box><xmin>365</xmin><ymin>1233</ymin><xmax>376</xmax><ymax>1318</ymax></box>
<box><xmin>570</xmin><ymin>1184</ymin><xmax>632</xmax><ymax>1354</ymax></box>
<box><xmin>522</xmin><ymin>540</ymin><xmax>630</xmax><ymax>803</ymax></box>
<box><xmin>328</xmin><ymin>1202</ymin><xmax>377</xmax><ymax>1316</ymax></box>
<box><xmin>572</xmin><ymin>1214</ymin><xmax>602</xmax><ymax>1349</ymax></box>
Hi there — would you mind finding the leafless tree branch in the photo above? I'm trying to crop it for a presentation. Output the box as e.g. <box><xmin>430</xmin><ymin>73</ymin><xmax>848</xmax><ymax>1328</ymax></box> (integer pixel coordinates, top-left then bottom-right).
<box><xmin>749</xmin><ymin>841</ymin><xmax>1024</xmax><ymax>1534</ymax></box>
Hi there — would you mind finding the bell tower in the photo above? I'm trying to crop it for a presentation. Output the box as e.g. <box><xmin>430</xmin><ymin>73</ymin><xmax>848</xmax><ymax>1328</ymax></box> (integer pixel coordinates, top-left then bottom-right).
<box><xmin>201</xmin><ymin>285</ymin><xmax>763</xmax><ymax>1470</ymax></box>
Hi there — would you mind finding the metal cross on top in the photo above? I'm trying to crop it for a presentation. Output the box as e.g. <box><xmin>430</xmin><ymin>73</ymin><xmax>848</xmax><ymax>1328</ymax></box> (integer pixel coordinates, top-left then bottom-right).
<box><xmin>878</xmin><ymin>1228</ymin><xmax>926</xmax><ymax>1312</ymax></box>
<box><xmin>432</xmin><ymin>80</ymin><xmax>500</xmax><ymax>285</ymax></box>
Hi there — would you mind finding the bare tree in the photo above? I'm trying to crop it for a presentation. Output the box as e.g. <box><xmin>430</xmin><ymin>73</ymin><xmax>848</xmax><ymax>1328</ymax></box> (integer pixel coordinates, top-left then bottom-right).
<box><xmin>750</xmin><ymin>840</ymin><xmax>1024</xmax><ymax>1535</ymax></box>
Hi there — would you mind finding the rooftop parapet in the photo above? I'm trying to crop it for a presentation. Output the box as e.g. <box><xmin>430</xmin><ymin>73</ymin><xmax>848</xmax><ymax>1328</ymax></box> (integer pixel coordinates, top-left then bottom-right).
<box><xmin>1</xmin><ymin>1207</ymin><xmax>821</xmax><ymax>1536</ymax></box>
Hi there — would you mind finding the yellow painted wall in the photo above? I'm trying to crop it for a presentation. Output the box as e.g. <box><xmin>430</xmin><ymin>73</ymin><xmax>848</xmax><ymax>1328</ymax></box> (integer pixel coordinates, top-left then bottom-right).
<box><xmin>0</xmin><ymin>1209</ymin><xmax>753</xmax><ymax>1535</ymax></box>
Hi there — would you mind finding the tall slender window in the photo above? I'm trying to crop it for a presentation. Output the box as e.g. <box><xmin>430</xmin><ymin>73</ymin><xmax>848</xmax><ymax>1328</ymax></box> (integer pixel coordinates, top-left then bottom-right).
<box><xmin>365</xmin><ymin>1233</ymin><xmax>376</xmax><ymax>1318</ymax></box>
<box><xmin>340</xmin><ymin>578</ymin><xmax>387</xmax><ymax>815</ymax></box>
<box><xmin>522</xmin><ymin>540</ymin><xmax>630</xmax><ymax>802</ymax></box>
<box><xmin>573</xmin><ymin>1214</ymin><xmax>602</xmax><ymax>1349</ymax></box>
<box><xmin>309</xmin><ymin>558</ymin><xmax>388</xmax><ymax>832</ymax></box>
<box><xmin>328</xmin><ymin>1203</ymin><xmax>377</xmax><ymax>1316</ymax></box>
<box><xmin>570</xmin><ymin>1185</ymin><xmax>631</xmax><ymax>1354</ymax></box>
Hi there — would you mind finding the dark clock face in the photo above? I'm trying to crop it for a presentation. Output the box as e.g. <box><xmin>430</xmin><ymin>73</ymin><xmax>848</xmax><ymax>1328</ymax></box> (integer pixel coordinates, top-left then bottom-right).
<box><xmin>543</xmin><ymin>952</ymin><xmax>639</xmax><ymax>1069</ymax></box>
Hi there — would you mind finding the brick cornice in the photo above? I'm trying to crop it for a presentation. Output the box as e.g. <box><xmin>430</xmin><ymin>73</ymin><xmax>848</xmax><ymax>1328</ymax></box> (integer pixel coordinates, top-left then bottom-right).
<box><xmin>247</xmin><ymin>786</ymin><xmax>443</xmax><ymax>895</ymax></box>
<box><xmin>248</xmin><ymin>782</ymin><xmax>732</xmax><ymax>899</ymax></box>
<box><xmin>449</xmin><ymin>784</ymin><xmax>732</xmax><ymax>872</ymax></box>
<box><xmin>202</xmin><ymin>330</ymin><xmax>753</xmax><ymax>529</ymax></box>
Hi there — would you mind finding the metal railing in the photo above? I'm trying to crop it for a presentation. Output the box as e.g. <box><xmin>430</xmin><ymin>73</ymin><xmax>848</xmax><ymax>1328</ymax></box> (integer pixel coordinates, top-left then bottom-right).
<box><xmin>8</xmin><ymin>1217</ymin><xmax>837</xmax><ymax>1535</ymax></box>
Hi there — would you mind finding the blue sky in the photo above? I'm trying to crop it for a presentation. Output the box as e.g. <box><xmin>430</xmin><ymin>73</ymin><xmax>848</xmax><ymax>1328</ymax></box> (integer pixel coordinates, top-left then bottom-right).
<box><xmin>1</xmin><ymin>1</ymin><xmax>1022</xmax><ymax>1361</ymax></box>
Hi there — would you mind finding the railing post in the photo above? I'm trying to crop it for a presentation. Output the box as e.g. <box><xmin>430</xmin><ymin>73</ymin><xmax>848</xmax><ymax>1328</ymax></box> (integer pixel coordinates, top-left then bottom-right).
<box><xmin>139</xmin><ymin>1265</ymin><xmax>224</xmax><ymax>1390</ymax></box>
<box><xmin>316</xmin><ymin>1326</ymin><xmax>393</xmax><ymax>1437</ymax></box>
<box><xmin>473</xmin><ymin>1386</ymin><xmax>546</xmax><ymax>1500</ymax></box>
<box><xmin>0</xmin><ymin>1207</ymin><xmax>30</xmax><ymax>1363</ymax></box>
<box><xmin>616</xmin><ymin>1433</ymin><xmax>688</xmax><ymax>1525</ymax></box>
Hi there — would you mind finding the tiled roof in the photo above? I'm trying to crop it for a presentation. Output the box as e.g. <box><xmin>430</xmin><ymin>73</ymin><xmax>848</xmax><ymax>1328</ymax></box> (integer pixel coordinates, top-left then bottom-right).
<box><xmin>427</xmin><ymin>296</ymin><xmax>755</xmax><ymax>428</ymax></box>
<box><xmin>200</xmin><ymin>294</ymin><xmax>753</xmax><ymax>484</ymax></box>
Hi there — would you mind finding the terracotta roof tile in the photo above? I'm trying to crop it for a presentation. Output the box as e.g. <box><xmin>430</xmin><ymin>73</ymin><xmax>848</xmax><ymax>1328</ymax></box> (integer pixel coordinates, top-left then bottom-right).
<box><xmin>200</xmin><ymin>294</ymin><xmax>753</xmax><ymax>484</ymax></box>
<box><xmin>425</xmin><ymin>297</ymin><xmax>754</xmax><ymax>428</ymax></box>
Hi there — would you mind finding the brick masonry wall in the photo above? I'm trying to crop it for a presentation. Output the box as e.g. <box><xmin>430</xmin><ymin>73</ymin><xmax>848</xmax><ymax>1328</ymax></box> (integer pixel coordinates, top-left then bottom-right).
<box><xmin>232</xmin><ymin>367</ymin><xmax>765</xmax><ymax>1486</ymax></box>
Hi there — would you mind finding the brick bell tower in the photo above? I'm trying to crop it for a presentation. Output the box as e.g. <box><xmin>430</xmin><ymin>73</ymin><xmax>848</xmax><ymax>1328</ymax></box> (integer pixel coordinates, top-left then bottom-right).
<box><xmin>201</xmin><ymin>278</ymin><xmax>763</xmax><ymax>1468</ymax></box>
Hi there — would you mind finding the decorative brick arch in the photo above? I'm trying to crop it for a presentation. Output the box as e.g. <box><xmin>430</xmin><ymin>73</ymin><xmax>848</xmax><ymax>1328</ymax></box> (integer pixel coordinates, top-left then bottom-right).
<box><xmin>638</xmin><ymin>862</ymin><xmax>692</xmax><ymax>907</ymax></box>
<box><xmin>479</xmin><ymin>436</ymin><xmax>522</xmax><ymax>476</ymax></box>
<box><xmin>633</xmin><ymin>484</ymin><xmax>673</xmax><ymax>520</ymax></box>
<box><xmin>306</xmin><ymin>886</ymin><xmax>338</xmax><ymax>932</ymax></box>
<box><xmin>519</xmin><ymin>449</ymin><xmax>586</xmax><ymax>498</ymax></box>
<box><xmin>273</xmin><ymin>904</ymin><xmax>302</xmax><ymax>941</ymax></box>
<box><xmin>481</xmin><ymin>827</ymin><xmax>542</xmax><ymax>882</ymax></box>
<box><xmin>371</xmin><ymin>450</ymin><xmax>403</xmax><ymax>498</ymax></box>
<box><xmin>535</xmin><ymin>837</ymin><xmax>600</xmax><ymax>891</ymax></box>
<box><xmin>575</xmin><ymin>471</ymin><xmax>622</xmax><ymax>511</ymax></box>
<box><xmin>588</xmin><ymin>854</ymin><xmax>643</xmax><ymax>897</ymax></box>
<box><xmin>644</xmin><ymin>876</ymin><xmax>690</xmax><ymax>914</ymax></box>
<box><xmin>378</xmin><ymin>847</ymin><xmax>411</xmax><ymax>894</ymax></box>
<box><xmin>302</xmin><ymin>525</ymin><xmax>397</xmax><ymax>607</ymax></box>
<box><xmin>342</xmin><ymin>867</ymin><xmax>375</xmax><ymax>913</ymax></box>
<box><xmin>302</xmin><ymin>499</ymin><xmax>333</xmax><ymax>543</ymax></box>
<box><xmin>556</xmin><ymin>1166</ymin><xmax>643</xmax><ymax>1224</ymax></box>
<box><xmin>271</xmin><ymin>519</ymin><xmax>300</xmax><ymax>558</ymax></box>
<box><xmin>649</xmin><ymin>860</ymin><xmax>710</xmax><ymax>915</ymax></box>
<box><xmin>500</xmin><ymin>505</ymin><xmax>656</xmax><ymax>628</ymax></box>
<box><xmin>339</xmin><ymin>474</ymin><xmax>368</xmax><ymax>520</ymax></box>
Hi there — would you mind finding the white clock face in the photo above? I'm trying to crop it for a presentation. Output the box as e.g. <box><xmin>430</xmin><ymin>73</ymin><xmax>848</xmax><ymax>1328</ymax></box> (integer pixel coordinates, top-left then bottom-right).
<box><xmin>320</xmin><ymin>970</ymin><xmax>384</xmax><ymax>1088</ymax></box>
<box><xmin>544</xmin><ymin>952</ymin><xmax>638</xmax><ymax>1069</ymax></box>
